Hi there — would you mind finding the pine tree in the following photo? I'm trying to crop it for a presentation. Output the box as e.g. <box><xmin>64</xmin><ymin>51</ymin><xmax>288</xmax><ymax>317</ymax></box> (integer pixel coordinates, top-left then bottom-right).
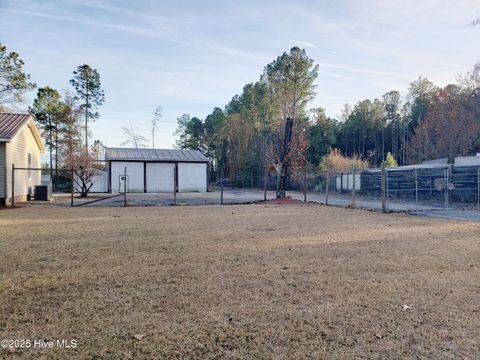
<box><xmin>70</xmin><ymin>64</ymin><xmax>105</xmax><ymax>155</ymax></box>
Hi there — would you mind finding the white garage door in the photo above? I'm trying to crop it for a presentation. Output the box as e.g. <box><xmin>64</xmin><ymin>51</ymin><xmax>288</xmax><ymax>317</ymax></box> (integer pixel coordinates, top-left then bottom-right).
<box><xmin>146</xmin><ymin>163</ymin><xmax>175</xmax><ymax>192</ymax></box>
<box><xmin>111</xmin><ymin>162</ymin><xmax>144</xmax><ymax>193</ymax></box>
<box><xmin>178</xmin><ymin>163</ymin><xmax>207</xmax><ymax>192</ymax></box>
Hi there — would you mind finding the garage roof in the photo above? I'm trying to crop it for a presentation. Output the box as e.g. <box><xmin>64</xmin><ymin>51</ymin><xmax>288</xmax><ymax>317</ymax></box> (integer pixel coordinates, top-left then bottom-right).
<box><xmin>105</xmin><ymin>147</ymin><xmax>208</xmax><ymax>162</ymax></box>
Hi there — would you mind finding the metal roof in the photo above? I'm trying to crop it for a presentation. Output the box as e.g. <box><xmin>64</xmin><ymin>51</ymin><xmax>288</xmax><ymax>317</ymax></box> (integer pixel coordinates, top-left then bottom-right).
<box><xmin>105</xmin><ymin>147</ymin><xmax>208</xmax><ymax>162</ymax></box>
<box><xmin>0</xmin><ymin>112</ymin><xmax>32</xmax><ymax>140</ymax></box>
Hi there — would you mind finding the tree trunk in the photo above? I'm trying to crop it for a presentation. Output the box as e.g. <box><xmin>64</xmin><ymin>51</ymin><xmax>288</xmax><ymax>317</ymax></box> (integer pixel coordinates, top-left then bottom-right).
<box><xmin>49</xmin><ymin>115</ymin><xmax>53</xmax><ymax>183</ymax></box>
<box><xmin>276</xmin><ymin>117</ymin><xmax>293</xmax><ymax>198</ymax></box>
<box><xmin>85</xmin><ymin>92</ymin><xmax>89</xmax><ymax>156</ymax></box>
<box><xmin>55</xmin><ymin>120</ymin><xmax>59</xmax><ymax>180</ymax></box>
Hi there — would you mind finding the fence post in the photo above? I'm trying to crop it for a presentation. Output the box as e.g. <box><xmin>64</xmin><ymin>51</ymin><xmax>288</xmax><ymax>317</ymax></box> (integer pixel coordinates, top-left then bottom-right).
<box><xmin>415</xmin><ymin>168</ymin><xmax>418</xmax><ymax>212</ymax></box>
<box><xmin>220</xmin><ymin>155</ymin><xmax>224</xmax><ymax>205</ymax></box>
<box><xmin>381</xmin><ymin>162</ymin><xmax>387</xmax><ymax>213</ymax></box>
<box><xmin>70</xmin><ymin>167</ymin><xmax>74</xmax><ymax>207</ymax></box>
<box><xmin>123</xmin><ymin>166</ymin><xmax>127</xmax><ymax>207</ymax></box>
<box><xmin>351</xmin><ymin>168</ymin><xmax>356</xmax><ymax>208</ymax></box>
<box><xmin>445</xmin><ymin>167</ymin><xmax>450</xmax><ymax>209</ymax></box>
<box><xmin>263</xmin><ymin>168</ymin><xmax>267</xmax><ymax>201</ymax></box>
<box><xmin>11</xmin><ymin>163</ymin><xmax>15</xmax><ymax>207</ymax></box>
<box><xmin>325</xmin><ymin>171</ymin><xmax>329</xmax><ymax>205</ymax></box>
<box><xmin>385</xmin><ymin>168</ymin><xmax>389</xmax><ymax>209</ymax></box>
<box><xmin>174</xmin><ymin>165</ymin><xmax>178</xmax><ymax>206</ymax></box>
<box><xmin>477</xmin><ymin>167</ymin><xmax>480</xmax><ymax>210</ymax></box>
<box><xmin>303</xmin><ymin>169</ymin><xmax>307</xmax><ymax>202</ymax></box>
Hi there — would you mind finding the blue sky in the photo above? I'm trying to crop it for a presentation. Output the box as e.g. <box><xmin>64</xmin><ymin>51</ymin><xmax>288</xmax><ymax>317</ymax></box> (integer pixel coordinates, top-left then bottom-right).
<box><xmin>1</xmin><ymin>0</ymin><xmax>479</xmax><ymax>149</ymax></box>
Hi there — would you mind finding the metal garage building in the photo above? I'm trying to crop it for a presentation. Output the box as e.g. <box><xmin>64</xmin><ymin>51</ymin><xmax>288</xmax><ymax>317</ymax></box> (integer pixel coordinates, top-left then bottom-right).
<box><xmin>105</xmin><ymin>148</ymin><xmax>208</xmax><ymax>193</ymax></box>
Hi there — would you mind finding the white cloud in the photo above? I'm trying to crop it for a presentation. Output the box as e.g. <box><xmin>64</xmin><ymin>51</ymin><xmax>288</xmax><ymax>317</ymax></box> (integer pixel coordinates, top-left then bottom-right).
<box><xmin>1</xmin><ymin>6</ymin><xmax>268</xmax><ymax>62</ymax></box>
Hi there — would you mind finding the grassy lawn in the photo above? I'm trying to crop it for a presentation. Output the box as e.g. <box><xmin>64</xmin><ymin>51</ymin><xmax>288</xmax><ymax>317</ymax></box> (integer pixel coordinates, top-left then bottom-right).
<box><xmin>1</xmin><ymin>204</ymin><xmax>479</xmax><ymax>359</ymax></box>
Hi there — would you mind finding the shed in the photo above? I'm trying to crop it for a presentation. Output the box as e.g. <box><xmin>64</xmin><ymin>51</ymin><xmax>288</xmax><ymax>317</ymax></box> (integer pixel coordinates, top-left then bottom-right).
<box><xmin>0</xmin><ymin>112</ymin><xmax>45</xmax><ymax>205</ymax></box>
<box><xmin>105</xmin><ymin>147</ymin><xmax>208</xmax><ymax>193</ymax></box>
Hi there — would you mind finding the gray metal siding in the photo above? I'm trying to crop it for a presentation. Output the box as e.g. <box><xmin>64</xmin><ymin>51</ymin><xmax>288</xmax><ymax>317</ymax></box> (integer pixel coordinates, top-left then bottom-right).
<box><xmin>110</xmin><ymin>161</ymin><xmax>144</xmax><ymax>193</ymax></box>
<box><xmin>177</xmin><ymin>163</ymin><xmax>207</xmax><ymax>192</ymax></box>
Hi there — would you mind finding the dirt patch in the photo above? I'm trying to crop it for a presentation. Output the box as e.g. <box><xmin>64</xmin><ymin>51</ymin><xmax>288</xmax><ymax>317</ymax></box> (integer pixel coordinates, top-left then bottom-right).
<box><xmin>1</xmin><ymin>205</ymin><xmax>480</xmax><ymax>359</ymax></box>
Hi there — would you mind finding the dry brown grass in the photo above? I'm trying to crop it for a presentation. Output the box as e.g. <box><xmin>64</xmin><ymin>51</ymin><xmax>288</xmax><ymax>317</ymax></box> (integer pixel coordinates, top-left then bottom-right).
<box><xmin>1</xmin><ymin>204</ymin><xmax>480</xmax><ymax>359</ymax></box>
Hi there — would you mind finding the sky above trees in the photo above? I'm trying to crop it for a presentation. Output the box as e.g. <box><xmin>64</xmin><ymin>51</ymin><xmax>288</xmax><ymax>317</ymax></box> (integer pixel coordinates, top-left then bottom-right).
<box><xmin>0</xmin><ymin>0</ymin><xmax>479</xmax><ymax>149</ymax></box>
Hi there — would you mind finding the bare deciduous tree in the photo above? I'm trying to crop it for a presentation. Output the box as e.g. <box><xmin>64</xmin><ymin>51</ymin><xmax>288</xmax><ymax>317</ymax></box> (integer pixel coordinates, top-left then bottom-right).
<box><xmin>408</xmin><ymin>86</ymin><xmax>480</xmax><ymax>163</ymax></box>
<box><xmin>152</xmin><ymin>106</ymin><xmax>162</xmax><ymax>148</ymax></box>
<box><xmin>468</xmin><ymin>16</ymin><xmax>480</xmax><ymax>27</ymax></box>
<box><xmin>65</xmin><ymin>150</ymin><xmax>98</xmax><ymax>197</ymax></box>
<box><xmin>121</xmin><ymin>125</ymin><xmax>148</xmax><ymax>148</ymax></box>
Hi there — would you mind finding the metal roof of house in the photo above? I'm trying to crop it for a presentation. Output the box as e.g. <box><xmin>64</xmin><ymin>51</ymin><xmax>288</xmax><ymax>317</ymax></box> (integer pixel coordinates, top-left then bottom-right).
<box><xmin>0</xmin><ymin>112</ymin><xmax>45</xmax><ymax>151</ymax></box>
<box><xmin>105</xmin><ymin>147</ymin><xmax>208</xmax><ymax>162</ymax></box>
<box><xmin>0</xmin><ymin>112</ymin><xmax>32</xmax><ymax>140</ymax></box>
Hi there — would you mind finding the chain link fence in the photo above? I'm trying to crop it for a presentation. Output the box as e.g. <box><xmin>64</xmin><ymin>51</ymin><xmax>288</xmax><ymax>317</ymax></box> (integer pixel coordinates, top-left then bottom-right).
<box><xmin>8</xmin><ymin>160</ymin><xmax>480</xmax><ymax>213</ymax></box>
<box><xmin>322</xmin><ymin>165</ymin><xmax>480</xmax><ymax>212</ymax></box>
<box><xmin>9</xmin><ymin>166</ymin><xmax>76</xmax><ymax>207</ymax></box>
<box><xmin>8</xmin><ymin>164</ymin><xmax>112</xmax><ymax>207</ymax></box>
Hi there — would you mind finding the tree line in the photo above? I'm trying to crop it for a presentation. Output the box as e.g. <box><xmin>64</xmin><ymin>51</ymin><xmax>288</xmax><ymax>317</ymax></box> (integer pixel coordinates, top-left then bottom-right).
<box><xmin>174</xmin><ymin>48</ymin><xmax>480</xmax><ymax>190</ymax></box>
<box><xmin>1</xmin><ymin>42</ymin><xmax>105</xmax><ymax>196</ymax></box>
<box><xmin>2</xmin><ymin>41</ymin><xmax>479</xmax><ymax>196</ymax></box>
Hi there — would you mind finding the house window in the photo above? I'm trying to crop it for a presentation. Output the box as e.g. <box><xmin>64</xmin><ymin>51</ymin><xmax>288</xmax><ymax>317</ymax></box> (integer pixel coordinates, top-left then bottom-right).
<box><xmin>28</xmin><ymin>153</ymin><xmax>32</xmax><ymax>179</ymax></box>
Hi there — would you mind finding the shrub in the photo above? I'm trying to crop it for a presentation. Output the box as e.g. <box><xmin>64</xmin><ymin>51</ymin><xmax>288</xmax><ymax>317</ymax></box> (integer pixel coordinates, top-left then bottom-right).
<box><xmin>320</xmin><ymin>149</ymin><xmax>369</xmax><ymax>174</ymax></box>
<box><xmin>385</xmin><ymin>152</ymin><xmax>398</xmax><ymax>167</ymax></box>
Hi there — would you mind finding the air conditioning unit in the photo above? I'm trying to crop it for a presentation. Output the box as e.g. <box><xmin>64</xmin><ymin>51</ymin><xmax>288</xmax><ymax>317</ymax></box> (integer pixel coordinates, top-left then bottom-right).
<box><xmin>34</xmin><ymin>185</ymin><xmax>52</xmax><ymax>201</ymax></box>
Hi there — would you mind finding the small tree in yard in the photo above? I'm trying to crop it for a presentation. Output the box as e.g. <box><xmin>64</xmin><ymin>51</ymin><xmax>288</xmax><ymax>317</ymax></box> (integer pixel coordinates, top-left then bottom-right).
<box><xmin>66</xmin><ymin>150</ymin><xmax>98</xmax><ymax>197</ymax></box>
<box><xmin>60</xmin><ymin>93</ymin><xmax>98</xmax><ymax>197</ymax></box>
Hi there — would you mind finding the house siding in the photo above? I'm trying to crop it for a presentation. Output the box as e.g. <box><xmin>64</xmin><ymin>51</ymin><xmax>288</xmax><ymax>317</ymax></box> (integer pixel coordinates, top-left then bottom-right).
<box><xmin>0</xmin><ymin>142</ymin><xmax>5</xmax><ymax>200</ymax></box>
<box><xmin>4</xmin><ymin>124</ymin><xmax>42</xmax><ymax>205</ymax></box>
